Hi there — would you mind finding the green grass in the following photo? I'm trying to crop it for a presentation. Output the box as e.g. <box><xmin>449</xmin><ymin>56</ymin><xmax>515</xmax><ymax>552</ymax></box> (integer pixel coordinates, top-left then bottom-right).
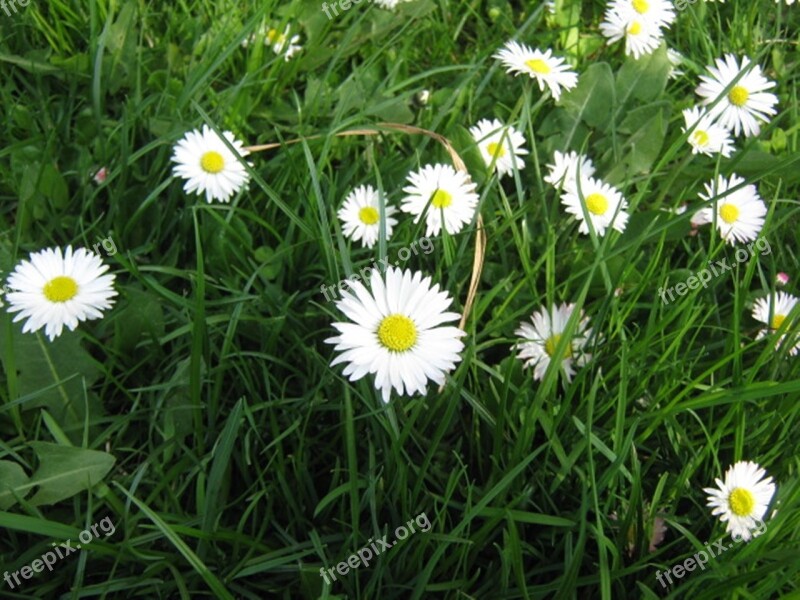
<box><xmin>1</xmin><ymin>0</ymin><xmax>799</xmax><ymax>598</ymax></box>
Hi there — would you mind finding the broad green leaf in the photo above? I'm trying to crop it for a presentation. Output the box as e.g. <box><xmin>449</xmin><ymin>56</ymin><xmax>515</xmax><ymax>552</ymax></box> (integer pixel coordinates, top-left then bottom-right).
<box><xmin>615</xmin><ymin>44</ymin><xmax>670</xmax><ymax>107</ymax></box>
<box><xmin>559</xmin><ymin>62</ymin><xmax>615</xmax><ymax>142</ymax></box>
<box><xmin>0</xmin><ymin>461</ymin><xmax>31</xmax><ymax>510</ymax></box>
<box><xmin>27</xmin><ymin>442</ymin><xmax>116</xmax><ymax>506</ymax></box>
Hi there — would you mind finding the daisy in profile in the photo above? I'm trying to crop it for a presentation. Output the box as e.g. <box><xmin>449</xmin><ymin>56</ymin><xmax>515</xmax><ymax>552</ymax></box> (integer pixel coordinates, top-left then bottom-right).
<box><xmin>561</xmin><ymin>177</ymin><xmax>630</xmax><ymax>236</ymax></box>
<box><xmin>401</xmin><ymin>164</ymin><xmax>479</xmax><ymax>237</ymax></box>
<box><xmin>543</xmin><ymin>150</ymin><xmax>596</xmax><ymax>192</ymax></box>
<box><xmin>704</xmin><ymin>460</ymin><xmax>776</xmax><ymax>541</ymax></box>
<box><xmin>493</xmin><ymin>42</ymin><xmax>578</xmax><ymax>101</ymax></box>
<box><xmin>326</xmin><ymin>267</ymin><xmax>465</xmax><ymax>403</ymax></box>
<box><xmin>693</xmin><ymin>173</ymin><xmax>766</xmax><ymax>244</ymax></box>
<box><xmin>468</xmin><ymin>119</ymin><xmax>529</xmax><ymax>178</ymax></box>
<box><xmin>171</xmin><ymin>125</ymin><xmax>251</xmax><ymax>203</ymax></box>
<box><xmin>374</xmin><ymin>0</ymin><xmax>414</xmax><ymax>7</ymax></box>
<box><xmin>5</xmin><ymin>246</ymin><xmax>117</xmax><ymax>341</ymax></box>
<box><xmin>752</xmin><ymin>292</ymin><xmax>800</xmax><ymax>355</ymax></box>
<box><xmin>682</xmin><ymin>107</ymin><xmax>735</xmax><ymax>157</ymax></box>
<box><xmin>514</xmin><ymin>302</ymin><xmax>597</xmax><ymax>381</ymax></box>
<box><xmin>337</xmin><ymin>185</ymin><xmax>398</xmax><ymax>249</ymax></box>
<box><xmin>667</xmin><ymin>48</ymin><xmax>684</xmax><ymax>80</ymax></box>
<box><xmin>599</xmin><ymin>9</ymin><xmax>663</xmax><ymax>60</ymax></box>
<box><xmin>696</xmin><ymin>54</ymin><xmax>779</xmax><ymax>137</ymax></box>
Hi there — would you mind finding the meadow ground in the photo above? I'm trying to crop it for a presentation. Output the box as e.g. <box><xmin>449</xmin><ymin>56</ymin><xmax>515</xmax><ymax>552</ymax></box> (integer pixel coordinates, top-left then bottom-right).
<box><xmin>1</xmin><ymin>0</ymin><xmax>799</xmax><ymax>598</ymax></box>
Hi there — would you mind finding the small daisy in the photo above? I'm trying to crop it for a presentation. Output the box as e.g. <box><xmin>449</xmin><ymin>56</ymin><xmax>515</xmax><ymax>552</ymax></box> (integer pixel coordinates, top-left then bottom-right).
<box><xmin>5</xmin><ymin>246</ymin><xmax>117</xmax><ymax>341</ymax></box>
<box><xmin>776</xmin><ymin>272</ymin><xmax>789</xmax><ymax>286</ymax></box>
<box><xmin>326</xmin><ymin>267</ymin><xmax>465</xmax><ymax>403</ymax></box>
<box><xmin>337</xmin><ymin>185</ymin><xmax>398</xmax><ymax>249</ymax></box>
<box><xmin>543</xmin><ymin>150</ymin><xmax>596</xmax><ymax>192</ymax></box>
<box><xmin>752</xmin><ymin>292</ymin><xmax>800</xmax><ymax>355</ymax></box>
<box><xmin>400</xmin><ymin>164</ymin><xmax>479</xmax><ymax>237</ymax></box>
<box><xmin>693</xmin><ymin>173</ymin><xmax>766</xmax><ymax>244</ymax></box>
<box><xmin>704</xmin><ymin>461</ymin><xmax>776</xmax><ymax>541</ymax></box>
<box><xmin>243</xmin><ymin>24</ymin><xmax>302</xmax><ymax>61</ymax></box>
<box><xmin>514</xmin><ymin>302</ymin><xmax>597</xmax><ymax>381</ymax></box>
<box><xmin>599</xmin><ymin>9</ymin><xmax>664</xmax><ymax>60</ymax></box>
<box><xmin>696</xmin><ymin>54</ymin><xmax>779</xmax><ymax>138</ymax></box>
<box><xmin>682</xmin><ymin>107</ymin><xmax>735</xmax><ymax>157</ymax></box>
<box><xmin>561</xmin><ymin>177</ymin><xmax>630</xmax><ymax>236</ymax></box>
<box><xmin>171</xmin><ymin>125</ymin><xmax>251</xmax><ymax>203</ymax></box>
<box><xmin>493</xmin><ymin>42</ymin><xmax>578</xmax><ymax>101</ymax></box>
<box><xmin>468</xmin><ymin>119</ymin><xmax>529</xmax><ymax>178</ymax></box>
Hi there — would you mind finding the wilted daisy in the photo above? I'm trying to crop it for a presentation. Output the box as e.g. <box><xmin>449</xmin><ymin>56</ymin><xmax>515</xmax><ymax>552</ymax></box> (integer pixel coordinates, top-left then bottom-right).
<box><xmin>401</xmin><ymin>163</ymin><xmax>479</xmax><ymax>237</ymax></box>
<box><xmin>682</xmin><ymin>107</ymin><xmax>735</xmax><ymax>157</ymax></box>
<box><xmin>468</xmin><ymin>119</ymin><xmax>528</xmax><ymax>178</ymax></box>
<box><xmin>693</xmin><ymin>173</ymin><xmax>766</xmax><ymax>244</ymax></box>
<box><xmin>543</xmin><ymin>150</ymin><xmax>596</xmax><ymax>192</ymax></box>
<box><xmin>326</xmin><ymin>267</ymin><xmax>465</xmax><ymax>403</ymax></box>
<box><xmin>752</xmin><ymin>292</ymin><xmax>800</xmax><ymax>355</ymax></box>
<box><xmin>493</xmin><ymin>42</ymin><xmax>578</xmax><ymax>101</ymax></box>
<box><xmin>561</xmin><ymin>177</ymin><xmax>630</xmax><ymax>236</ymax></box>
<box><xmin>5</xmin><ymin>246</ymin><xmax>117</xmax><ymax>341</ymax></box>
<box><xmin>337</xmin><ymin>185</ymin><xmax>398</xmax><ymax>249</ymax></box>
<box><xmin>704</xmin><ymin>461</ymin><xmax>776</xmax><ymax>541</ymax></box>
<box><xmin>515</xmin><ymin>302</ymin><xmax>597</xmax><ymax>381</ymax></box>
<box><xmin>696</xmin><ymin>54</ymin><xmax>779</xmax><ymax>137</ymax></box>
<box><xmin>599</xmin><ymin>8</ymin><xmax>664</xmax><ymax>59</ymax></box>
<box><xmin>171</xmin><ymin>125</ymin><xmax>251</xmax><ymax>203</ymax></box>
<box><xmin>243</xmin><ymin>24</ymin><xmax>302</xmax><ymax>61</ymax></box>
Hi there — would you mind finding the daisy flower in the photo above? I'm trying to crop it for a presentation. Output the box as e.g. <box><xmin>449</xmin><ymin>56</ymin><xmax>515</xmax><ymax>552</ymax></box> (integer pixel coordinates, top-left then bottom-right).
<box><xmin>337</xmin><ymin>185</ymin><xmax>398</xmax><ymax>249</ymax></box>
<box><xmin>561</xmin><ymin>177</ymin><xmax>630</xmax><ymax>236</ymax></box>
<box><xmin>682</xmin><ymin>107</ymin><xmax>735</xmax><ymax>157</ymax></box>
<box><xmin>400</xmin><ymin>164</ymin><xmax>479</xmax><ymax>237</ymax></box>
<box><xmin>171</xmin><ymin>125</ymin><xmax>251</xmax><ymax>203</ymax></box>
<box><xmin>243</xmin><ymin>24</ymin><xmax>302</xmax><ymax>61</ymax></box>
<box><xmin>493</xmin><ymin>42</ymin><xmax>578</xmax><ymax>101</ymax></box>
<box><xmin>776</xmin><ymin>273</ymin><xmax>789</xmax><ymax>286</ymax></box>
<box><xmin>326</xmin><ymin>267</ymin><xmax>465</xmax><ymax>403</ymax></box>
<box><xmin>374</xmin><ymin>0</ymin><xmax>414</xmax><ymax>7</ymax></box>
<box><xmin>543</xmin><ymin>150</ymin><xmax>596</xmax><ymax>192</ymax></box>
<box><xmin>5</xmin><ymin>246</ymin><xmax>117</xmax><ymax>341</ymax></box>
<box><xmin>693</xmin><ymin>173</ymin><xmax>766</xmax><ymax>244</ymax></box>
<box><xmin>612</xmin><ymin>0</ymin><xmax>676</xmax><ymax>28</ymax></box>
<box><xmin>752</xmin><ymin>292</ymin><xmax>800</xmax><ymax>355</ymax></box>
<box><xmin>667</xmin><ymin>48</ymin><xmax>684</xmax><ymax>80</ymax></box>
<box><xmin>599</xmin><ymin>9</ymin><xmax>664</xmax><ymax>60</ymax></box>
<box><xmin>696</xmin><ymin>54</ymin><xmax>779</xmax><ymax>137</ymax></box>
<box><xmin>514</xmin><ymin>302</ymin><xmax>597</xmax><ymax>381</ymax></box>
<box><xmin>704</xmin><ymin>461</ymin><xmax>776</xmax><ymax>541</ymax></box>
<box><xmin>468</xmin><ymin>119</ymin><xmax>529</xmax><ymax>178</ymax></box>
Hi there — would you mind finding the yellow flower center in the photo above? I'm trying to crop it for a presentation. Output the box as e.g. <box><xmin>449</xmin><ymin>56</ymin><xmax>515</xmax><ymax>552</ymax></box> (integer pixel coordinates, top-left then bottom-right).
<box><xmin>628</xmin><ymin>21</ymin><xmax>642</xmax><ymax>35</ymax></box>
<box><xmin>771</xmin><ymin>314</ymin><xmax>786</xmax><ymax>329</ymax></box>
<box><xmin>432</xmin><ymin>189</ymin><xmax>452</xmax><ymax>209</ymax></box>
<box><xmin>692</xmin><ymin>130</ymin><xmax>710</xmax><ymax>147</ymax></box>
<box><xmin>719</xmin><ymin>204</ymin><xmax>739</xmax><ymax>224</ymax></box>
<box><xmin>266</xmin><ymin>28</ymin><xmax>286</xmax><ymax>45</ymax></box>
<box><xmin>43</xmin><ymin>276</ymin><xmax>78</xmax><ymax>303</ymax></box>
<box><xmin>200</xmin><ymin>151</ymin><xmax>225</xmax><ymax>174</ymax></box>
<box><xmin>586</xmin><ymin>193</ymin><xmax>609</xmax><ymax>216</ymax></box>
<box><xmin>544</xmin><ymin>334</ymin><xmax>572</xmax><ymax>358</ymax></box>
<box><xmin>377</xmin><ymin>314</ymin><xmax>417</xmax><ymax>352</ymax></box>
<box><xmin>358</xmin><ymin>206</ymin><xmax>379</xmax><ymax>225</ymax></box>
<box><xmin>728</xmin><ymin>487</ymin><xmax>756</xmax><ymax>517</ymax></box>
<box><xmin>632</xmin><ymin>0</ymin><xmax>649</xmax><ymax>13</ymax></box>
<box><xmin>728</xmin><ymin>85</ymin><xmax>749</xmax><ymax>107</ymax></box>
<box><xmin>487</xmin><ymin>142</ymin><xmax>506</xmax><ymax>159</ymax></box>
<box><xmin>525</xmin><ymin>59</ymin><xmax>551</xmax><ymax>74</ymax></box>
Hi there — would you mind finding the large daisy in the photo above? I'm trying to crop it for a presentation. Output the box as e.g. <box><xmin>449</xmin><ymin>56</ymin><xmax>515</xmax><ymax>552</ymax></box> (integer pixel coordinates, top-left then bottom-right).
<box><xmin>400</xmin><ymin>164</ymin><xmax>479</xmax><ymax>237</ymax></box>
<box><xmin>515</xmin><ymin>302</ymin><xmax>597</xmax><ymax>382</ymax></box>
<box><xmin>469</xmin><ymin>119</ymin><xmax>528</xmax><ymax>178</ymax></box>
<box><xmin>337</xmin><ymin>185</ymin><xmax>398</xmax><ymax>249</ymax></box>
<box><xmin>543</xmin><ymin>150</ymin><xmax>596</xmax><ymax>192</ymax></box>
<box><xmin>682</xmin><ymin>107</ymin><xmax>735</xmax><ymax>158</ymax></box>
<box><xmin>5</xmin><ymin>246</ymin><xmax>117</xmax><ymax>341</ymax></box>
<box><xmin>326</xmin><ymin>267</ymin><xmax>465</xmax><ymax>403</ymax></box>
<box><xmin>695</xmin><ymin>54</ymin><xmax>779</xmax><ymax>138</ymax></box>
<box><xmin>704</xmin><ymin>461</ymin><xmax>776</xmax><ymax>541</ymax></box>
<box><xmin>599</xmin><ymin>9</ymin><xmax>664</xmax><ymax>60</ymax></box>
<box><xmin>493</xmin><ymin>42</ymin><xmax>578</xmax><ymax>101</ymax></box>
<box><xmin>171</xmin><ymin>125</ymin><xmax>251</xmax><ymax>203</ymax></box>
<box><xmin>752</xmin><ymin>292</ymin><xmax>800</xmax><ymax>355</ymax></box>
<box><xmin>561</xmin><ymin>177</ymin><xmax>630</xmax><ymax>236</ymax></box>
<box><xmin>693</xmin><ymin>173</ymin><xmax>766</xmax><ymax>244</ymax></box>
